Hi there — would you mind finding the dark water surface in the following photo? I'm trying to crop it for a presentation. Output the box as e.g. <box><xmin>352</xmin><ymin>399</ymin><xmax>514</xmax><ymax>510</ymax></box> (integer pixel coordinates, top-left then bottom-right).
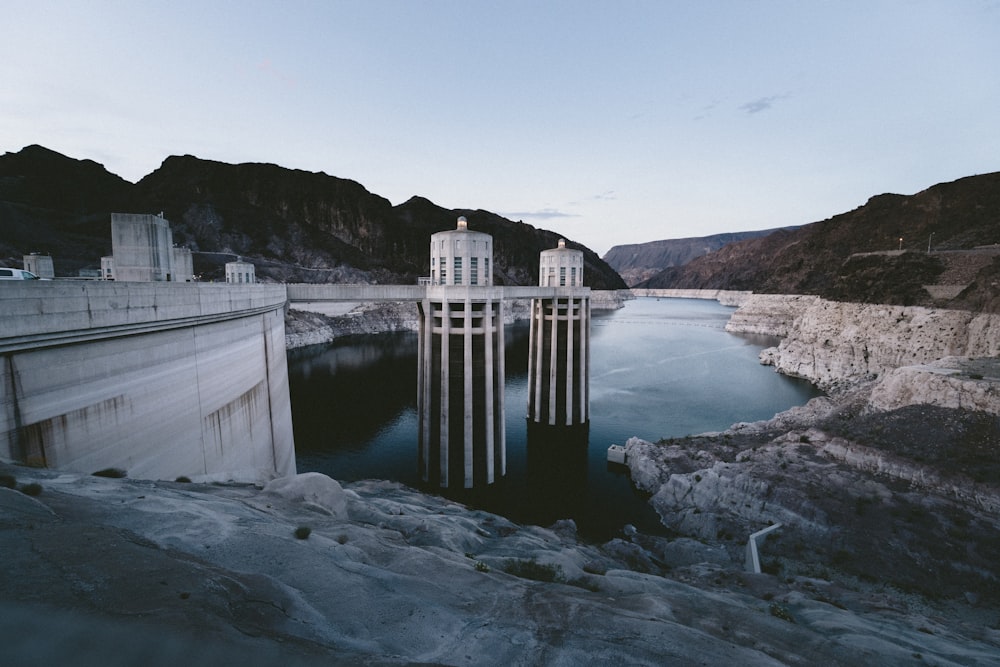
<box><xmin>289</xmin><ymin>297</ymin><xmax>822</xmax><ymax>540</ymax></box>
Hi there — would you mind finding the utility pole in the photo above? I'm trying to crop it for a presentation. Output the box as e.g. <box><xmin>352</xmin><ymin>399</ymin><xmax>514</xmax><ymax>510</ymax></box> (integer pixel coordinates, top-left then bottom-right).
<box><xmin>928</xmin><ymin>232</ymin><xmax>934</xmax><ymax>253</ymax></box>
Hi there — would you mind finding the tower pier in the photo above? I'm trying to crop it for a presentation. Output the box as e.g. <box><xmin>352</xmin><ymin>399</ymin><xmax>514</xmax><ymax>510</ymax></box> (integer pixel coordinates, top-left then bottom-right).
<box><xmin>528</xmin><ymin>240</ymin><xmax>590</xmax><ymax>426</ymax></box>
<box><xmin>416</xmin><ymin>222</ymin><xmax>592</xmax><ymax>489</ymax></box>
<box><xmin>417</xmin><ymin>218</ymin><xmax>505</xmax><ymax>488</ymax></box>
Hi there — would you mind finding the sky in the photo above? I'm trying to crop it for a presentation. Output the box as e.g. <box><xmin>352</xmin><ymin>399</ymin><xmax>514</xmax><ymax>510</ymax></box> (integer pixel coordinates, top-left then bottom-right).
<box><xmin>2</xmin><ymin>1</ymin><xmax>999</xmax><ymax>256</ymax></box>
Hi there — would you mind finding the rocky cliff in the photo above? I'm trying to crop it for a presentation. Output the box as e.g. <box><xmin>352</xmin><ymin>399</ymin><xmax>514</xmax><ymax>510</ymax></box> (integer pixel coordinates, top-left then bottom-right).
<box><xmin>636</xmin><ymin>172</ymin><xmax>1000</xmax><ymax>311</ymax></box>
<box><xmin>603</xmin><ymin>229</ymin><xmax>787</xmax><ymax>286</ymax></box>
<box><xmin>728</xmin><ymin>294</ymin><xmax>1000</xmax><ymax>393</ymax></box>
<box><xmin>620</xmin><ymin>293</ymin><xmax>1000</xmax><ymax>614</ymax></box>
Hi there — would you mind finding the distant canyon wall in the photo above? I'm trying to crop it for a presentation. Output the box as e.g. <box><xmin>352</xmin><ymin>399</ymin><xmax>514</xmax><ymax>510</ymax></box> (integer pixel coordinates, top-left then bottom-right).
<box><xmin>727</xmin><ymin>294</ymin><xmax>1000</xmax><ymax>414</ymax></box>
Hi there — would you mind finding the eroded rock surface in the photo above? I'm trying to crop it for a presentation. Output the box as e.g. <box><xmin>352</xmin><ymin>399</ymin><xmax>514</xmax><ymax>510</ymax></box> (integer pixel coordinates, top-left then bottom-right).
<box><xmin>867</xmin><ymin>356</ymin><xmax>1000</xmax><ymax>415</ymax></box>
<box><xmin>3</xmin><ymin>465</ymin><xmax>999</xmax><ymax>666</ymax></box>
<box><xmin>737</xmin><ymin>296</ymin><xmax>1000</xmax><ymax>392</ymax></box>
<box><xmin>619</xmin><ymin>294</ymin><xmax>1000</xmax><ymax>664</ymax></box>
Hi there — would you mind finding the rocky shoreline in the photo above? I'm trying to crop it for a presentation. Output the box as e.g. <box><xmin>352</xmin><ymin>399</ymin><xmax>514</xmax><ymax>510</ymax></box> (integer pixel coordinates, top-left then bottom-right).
<box><xmin>731</xmin><ymin>295</ymin><xmax>1000</xmax><ymax>393</ymax></box>
<box><xmin>623</xmin><ymin>293</ymin><xmax>1000</xmax><ymax>634</ymax></box>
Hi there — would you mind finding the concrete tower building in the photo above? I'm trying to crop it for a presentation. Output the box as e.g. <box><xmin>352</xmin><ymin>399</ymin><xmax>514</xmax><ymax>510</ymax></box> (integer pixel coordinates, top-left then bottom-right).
<box><xmin>23</xmin><ymin>253</ymin><xmax>54</xmax><ymax>279</ymax></box>
<box><xmin>527</xmin><ymin>239</ymin><xmax>590</xmax><ymax>426</ymax></box>
<box><xmin>173</xmin><ymin>246</ymin><xmax>195</xmax><ymax>282</ymax></box>
<box><xmin>226</xmin><ymin>259</ymin><xmax>256</xmax><ymax>284</ymax></box>
<box><xmin>100</xmin><ymin>256</ymin><xmax>115</xmax><ymax>280</ymax></box>
<box><xmin>111</xmin><ymin>213</ymin><xmax>176</xmax><ymax>282</ymax></box>
<box><xmin>538</xmin><ymin>238</ymin><xmax>583</xmax><ymax>288</ymax></box>
<box><xmin>428</xmin><ymin>216</ymin><xmax>492</xmax><ymax>286</ymax></box>
<box><xmin>418</xmin><ymin>217</ymin><xmax>505</xmax><ymax>488</ymax></box>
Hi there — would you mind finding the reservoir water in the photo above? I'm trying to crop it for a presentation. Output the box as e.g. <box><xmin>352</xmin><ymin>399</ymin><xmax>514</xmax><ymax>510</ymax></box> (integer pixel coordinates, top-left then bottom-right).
<box><xmin>289</xmin><ymin>297</ymin><xmax>822</xmax><ymax>540</ymax></box>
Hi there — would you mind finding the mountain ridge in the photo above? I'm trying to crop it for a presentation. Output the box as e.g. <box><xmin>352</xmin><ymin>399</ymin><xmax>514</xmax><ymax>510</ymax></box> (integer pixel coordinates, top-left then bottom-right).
<box><xmin>603</xmin><ymin>228</ymin><xmax>793</xmax><ymax>286</ymax></box>
<box><xmin>0</xmin><ymin>145</ymin><xmax>626</xmax><ymax>289</ymax></box>
<box><xmin>636</xmin><ymin>172</ymin><xmax>1000</xmax><ymax>311</ymax></box>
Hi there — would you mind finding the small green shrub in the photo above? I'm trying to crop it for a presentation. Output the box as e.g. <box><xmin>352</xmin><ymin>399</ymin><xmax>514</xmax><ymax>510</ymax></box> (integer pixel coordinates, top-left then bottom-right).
<box><xmin>19</xmin><ymin>482</ymin><xmax>42</xmax><ymax>496</ymax></box>
<box><xmin>568</xmin><ymin>576</ymin><xmax>600</xmax><ymax>592</ymax></box>
<box><xmin>92</xmin><ymin>468</ymin><xmax>126</xmax><ymax>478</ymax></box>
<box><xmin>175</xmin><ymin>476</ymin><xmax>192</xmax><ymax>483</ymax></box>
<box><xmin>336</xmin><ymin>534</ymin><xmax>349</xmax><ymax>545</ymax></box>
<box><xmin>474</xmin><ymin>561</ymin><xmax>490</xmax><ymax>573</ymax></box>
<box><xmin>769</xmin><ymin>602</ymin><xmax>794</xmax><ymax>623</ymax></box>
<box><xmin>294</xmin><ymin>526</ymin><xmax>311</xmax><ymax>540</ymax></box>
<box><xmin>503</xmin><ymin>558</ymin><xmax>562</xmax><ymax>583</ymax></box>
<box><xmin>0</xmin><ymin>474</ymin><xmax>16</xmax><ymax>489</ymax></box>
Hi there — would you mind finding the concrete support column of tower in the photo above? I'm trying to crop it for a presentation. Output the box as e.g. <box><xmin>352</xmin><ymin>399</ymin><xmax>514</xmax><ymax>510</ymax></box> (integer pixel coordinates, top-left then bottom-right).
<box><xmin>527</xmin><ymin>239</ymin><xmax>590</xmax><ymax>427</ymax></box>
<box><xmin>417</xmin><ymin>217</ymin><xmax>505</xmax><ymax>489</ymax></box>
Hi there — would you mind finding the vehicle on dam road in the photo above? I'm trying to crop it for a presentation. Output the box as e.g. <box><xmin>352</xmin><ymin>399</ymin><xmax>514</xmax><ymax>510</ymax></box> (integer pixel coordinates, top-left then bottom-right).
<box><xmin>0</xmin><ymin>268</ymin><xmax>42</xmax><ymax>280</ymax></box>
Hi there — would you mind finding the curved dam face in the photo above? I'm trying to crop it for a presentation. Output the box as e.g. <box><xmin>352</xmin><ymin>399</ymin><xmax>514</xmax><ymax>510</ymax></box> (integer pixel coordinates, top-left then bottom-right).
<box><xmin>0</xmin><ymin>282</ymin><xmax>295</xmax><ymax>484</ymax></box>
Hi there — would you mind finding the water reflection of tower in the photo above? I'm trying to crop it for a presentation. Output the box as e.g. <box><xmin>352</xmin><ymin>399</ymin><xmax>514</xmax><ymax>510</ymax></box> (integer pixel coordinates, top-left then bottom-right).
<box><xmin>417</xmin><ymin>217</ymin><xmax>505</xmax><ymax>488</ymax></box>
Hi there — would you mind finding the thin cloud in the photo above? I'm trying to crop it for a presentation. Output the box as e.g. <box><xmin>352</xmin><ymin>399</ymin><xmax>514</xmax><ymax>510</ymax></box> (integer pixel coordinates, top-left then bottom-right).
<box><xmin>568</xmin><ymin>190</ymin><xmax>617</xmax><ymax>206</ymax></box>
<box><xmin>502</xmin><ymin>208</ymin><xmax>580</xmax><ymax>220</ymax></box>
<box><xmin>740</xmin><ymin>94</ymin><xmax>788</xmax><ymax>114</ymax></box>
<box><xmin>694</xmin><ymin>99</ymin><xmax>722</xmax><ymax>120</ymax></box>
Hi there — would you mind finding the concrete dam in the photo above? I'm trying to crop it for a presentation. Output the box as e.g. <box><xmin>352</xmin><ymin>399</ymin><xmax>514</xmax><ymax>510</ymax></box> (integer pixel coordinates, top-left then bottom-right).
<box><xmin>1</xmin><ymin>281</ymin><xmax>296</xmax><ymax>484</ymax></box>
<box><xmin>2</xmin><ymin>215</ymin><xmax>590</xmax><ymax>488</ymax></box>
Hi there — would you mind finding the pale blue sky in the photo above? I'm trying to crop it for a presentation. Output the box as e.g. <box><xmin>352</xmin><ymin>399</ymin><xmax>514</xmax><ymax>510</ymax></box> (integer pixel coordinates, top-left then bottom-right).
<box><xmin>3</xmin><ymin>1</ymin><xmax>998</xmax><ymax>255</ymax></box>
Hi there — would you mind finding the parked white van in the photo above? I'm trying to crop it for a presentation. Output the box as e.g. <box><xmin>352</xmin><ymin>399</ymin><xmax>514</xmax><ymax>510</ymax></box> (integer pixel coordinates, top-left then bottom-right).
<box><xmin>0</xmin><ymin>268</ymin><xmax>42</xmax><ymax>280</ymax></box>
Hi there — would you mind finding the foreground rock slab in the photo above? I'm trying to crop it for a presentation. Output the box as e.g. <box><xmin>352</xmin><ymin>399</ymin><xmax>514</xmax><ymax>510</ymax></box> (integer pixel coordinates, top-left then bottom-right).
<box><xmin>2</xmin><ymin>463</ymin><xmax>998</xmax><ymax>665</ymax></box>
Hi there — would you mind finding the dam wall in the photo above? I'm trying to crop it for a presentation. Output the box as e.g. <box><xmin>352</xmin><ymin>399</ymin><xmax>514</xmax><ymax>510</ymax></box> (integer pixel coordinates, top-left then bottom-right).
<box><xmin>1</xmin><ymin>282</ymin><xmax>295</xmax><ymax>483</ymax></box>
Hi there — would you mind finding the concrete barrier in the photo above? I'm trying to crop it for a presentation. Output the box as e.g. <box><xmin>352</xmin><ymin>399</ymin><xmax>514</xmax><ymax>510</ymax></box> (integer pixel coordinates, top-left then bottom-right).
<box><xmin>1</xmin><ymin>282</ymin><xmax>287</xmax><ymax>353</ymax></box>
<box><xmin>0</xmin><ymin>282</ymin><xmax>294</xmax><ymax>484</ymax></box>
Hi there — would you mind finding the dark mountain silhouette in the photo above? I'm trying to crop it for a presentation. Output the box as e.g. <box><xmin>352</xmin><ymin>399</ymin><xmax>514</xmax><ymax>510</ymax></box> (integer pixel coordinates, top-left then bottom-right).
<box><xmin>0</xmin><ymin>146</ymin><xmax>627</xmax><ymax>289</ymax></box>
<box><xmin>0</xmin><ymin>145</ymin><xmax>135</xmax><ymax>274</ymax></box>
<box><xmin>603</xmin><ymin>229</ymin><xmax>792</xmax><ymax>287</ymax></box>
<box><xmin>637</xmin><ymin>172</ymin><xmax>1000</xmax><ymax>310</ymax></box>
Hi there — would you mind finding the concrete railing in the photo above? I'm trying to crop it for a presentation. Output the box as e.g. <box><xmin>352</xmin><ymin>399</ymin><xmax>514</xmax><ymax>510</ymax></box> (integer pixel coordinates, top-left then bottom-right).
<box><xmin>744</xmin><ymin>523</ymin><xmax>783</xmax><ymax>574</ymax></box>
<box><xmin>0</xmin><ymin>282</ymin><xmax>288</xmax><ymax>353</ymax></box>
